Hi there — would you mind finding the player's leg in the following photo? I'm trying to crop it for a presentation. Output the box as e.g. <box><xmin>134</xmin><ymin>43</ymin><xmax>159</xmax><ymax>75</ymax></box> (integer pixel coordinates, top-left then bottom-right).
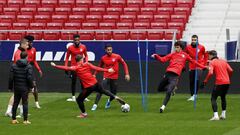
<box><xmin>157</xmin><ymin>75</ymin><xmax>168</xmax><ymax>92</ymax></box>
<box><xmin>220</xmin><ymin>84</ymin><xmax>229</xmax><ymax>120</ymax></box>
<box><xmin>188</xmin><ymin>70</ymin><xmax>195</xmax><ymax>101</ymax></box>
<box><xmin>5</xmin><ymin>94</ymin><xmax>14</xmax><ymax>117</ymax></box>
<box><xmin>32</xmin><ymin>81</ymin><xmax>41</xmax><ymax>108</ymax></box>
<box><xmin>160</xmin><ymin>76</ymin><xmax>178</xmax><ymax>113</ymax></box>
<box><xmin>91</xmin><ymin>79</ymin><xmax>108</xmax><ymax>110</ymax></box>
<box><xmin>105</xmin><ymin>79</ymin><xmax>118</xmax><ymax>109</ymax></box>
<box><xmin>210</xmin><ymin>85</ymin><xmax>220</xmax><ymax>120</ymax></box>
<box><xmin>67</xmin><ymin>71</ymin><xmax>77</xmax><ymax>101</ymax></box>
<box><xmin>76</xmin><ymin>88</ymin><xmax>93</xmax><ymax>118</ymax></box>
<box><xmin>22</xmin><ymin>90</ymin><xmax>30</xmax><ymax>124</ymax></box>
<box><xmin>12</xmin><ymin>92</ymin><xmax>21</xmax><ymax>124</ymax></box>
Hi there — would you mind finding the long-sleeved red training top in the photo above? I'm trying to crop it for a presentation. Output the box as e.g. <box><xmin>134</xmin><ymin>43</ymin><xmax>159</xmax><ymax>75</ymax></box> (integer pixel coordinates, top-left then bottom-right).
<box><xmin>27</xmin><ymin>47</ymin><xmax>41</xmax><ymax>72</ymax></box>
<box><xmin>54</xmin><ymin>62</ymin><xmax>108</xmax><ymax>88</ymax></box>
<box><xmin>65</xmin><ymin>44</ymin><xmax>88</xmax><ymax>66</ymax></box>
<box><xmin>185</xmin><ymin>44</ymin><xmax>208</xmax><ymax>70</ymax></box>
<box><xmin>94</xmin><ymin>53</ymin><xmax>129</xmax><ymax>79</ymax></box>
<box><xmin>204</xmin><ymin>58</ymin><xmax>233</xmax><ymax>85</ymax></box>
<box><xmin>153</xmin><ymin>51</ymin><xmax>206</xmax><ymax>76</ymax></box>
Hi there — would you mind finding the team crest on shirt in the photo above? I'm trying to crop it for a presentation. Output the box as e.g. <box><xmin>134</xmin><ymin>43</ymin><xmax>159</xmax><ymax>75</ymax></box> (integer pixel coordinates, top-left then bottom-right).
<box><xmin>80</xmin><ymin>48</ymin><xmax>83</xmax><ymax>52</ymax></box>
<box><xmin>182</xmin><ymin>54</ymin><xmax>185</xmax><ymax>58</ymax></box>
<box><xmin>112</xmin><ymin>58</ymin><xmax>116</xmax><ymax>62</ymax></box>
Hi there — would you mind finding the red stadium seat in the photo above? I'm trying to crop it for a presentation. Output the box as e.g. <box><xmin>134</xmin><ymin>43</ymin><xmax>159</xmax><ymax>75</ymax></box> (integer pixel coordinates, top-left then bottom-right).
<box><xmin>55</xmin><ymin>7</ymin><xmax>72</xmax><ymax>15</ymax></box>
<box><xmin>161</xmin><ymin>0</ymin><xmax>177</xmax><ymax>7</ymax></box>
<box><xmin>150</xmin><ymin>22</ymin><xmax>167</xmax><ymax>29</ymax></box>
<box><xmin>95</xmin><ymin>31</ymin><xmax>112</xmax><ymax>40</ymax></box>
<box><xmin>34</xmin><ymin>15</ymin><xmax>51</xmax><ymax>23</ymax></box>
<box><xmin>171</xmin><ymin>14</ymin><xmax>188</xmax><ymax>23</ymax></box>
<box><xmin>157</xmin><ymin>7</ymin><xmax>174</xmax><ymax>15</ymax></box>
<box><xmin>140</xmin><ymin>7</ymin><xmax>157</xmax><ymax>15</ymax></box>
<box><xmin>123</xmin><ymin>7</ymin><xmax>140</xmax><ymax>15</ymax></box>
<box><xmin>41</xmin><ymin>0</ymin><xmax>58</xmax><ymax>8</ymax></box>
<box><xmin>78</xmin><ymin>31</ymin><xmax>95</xmax><ymax>40</ymax></box>
<box><xmin>16</xmin><ymin>15</ymin><xmax>33</xmax><ymax>23</ymax></box>
<box><xmin>20</xmin><ymin>7</ymin><xmax>36</xmax><ymax>15</ymax></box>
<box><xmin>86</xmin><ymin>15</ymin><xmax>102</xmax><ymax>23</ymax></box>
<box><xmin>99</xmin><ymin>22</ymin><xmax>116</xmax><ymax>29</ymax></box>
<box><xmin>109</xmin><ymin>0</ymin><xmax>126</xmax><ymax>8</ymax></box>
<box><xmin>0</xmin><ymin>22</ymin><xmax>11</xmax><ymax>29</ymax></box>
<box><xmin>46</xmin><ymin>22</ymin><xmax>63</xmax><ymax>29</ymax></box>
<box><xmin>137</xmin><ymin>15</ymin><xmax>153</xmax><ymax>22</ymax></box>
<box><xmin>51</xmin><ymin>15</ymin><xmax>68</xmax><ymax>23</ymax></box>
<box><xmin>103</xmin><ymin>15</ymin><xmax>119</xmax><ymax>23</ymax></box>
<box><xmin>24</xmin><ymin>0</ymin><xmax>41</xmax><ymax>8</ymax></box>
<box><xmin>164</xmin><ymin>31</ymin><xmax>181</xmax><ymax>40</ymax></box>
<box><xmin>30</xmin><ymin>23</ymin><xmax>46</xmax><ymax>29</ymax></box>
<box><xmin>143</xmin><ymin>0</ymin><xmax>160</xmax><ymax>7</ymax></box>
<box><xmin>93</xmin><ymin>0</ymin><xmax>109</xmax><ymax>7</ymax></box>
<box><xmin>68</xmin><ymin>15</ymin><xmax>85</xmax><ymax>23</ymax></box>
<box><xmin>112</xmin><ymin>31</ymin><xmax>130</xmax><ymax>40</ymax></box>
<box><xmin>148</xmin><ymin>32</ymin><xmax>164</xmax><ymax>40</ymax></box>
<box><xmin>58</xmin><ymin>0</ymin><xmax>75</xmax><ymax>8</ymax></box>
<box><xmin>130</xmin><ymin>31</ymin><xmax>147</xmax><ymax>40</ymax></box>
<box><xmin>133</xmin><ymin>22</ymin><xmax>150</xmax><ymax>29</ymax></box>
<box><xmin>106</xmin><ymin>7</ymin><xmax>123</xmax><ymax>15</ymax></box>
<box><xmin>26</xmin><ymin>32</ymin><xmax>43</xmax><ymax>40</ymax></box>
<box><xmin>7</xmin><ymin>0</ymin><xmax>23</xmax><ymax>7</ymax></box>
<box><xmin>76</xmin><ymin>0</ymin><xmax>92</xmax><ymax>7</ymax></box>
<box><xmin>82</xmin><ymin>22</ymin><xmax>99</xmax><ymax>29</ymax></box>
<box><xmin>37</xmin><ymin>7</ymin><xmax>54</xmax><ymax>15</ymax></box>
<box><xmin>174</xmin><ymin>7</ymin><xmax>191</xmax><ymax>16</ymax></box>
<box><xmin>0</xmin><ymin>32</ymin><xmax>9</xmax><ymax>40</ymax></box>
<box><xmin>154</xmin><ymin>14</ymin><xmax>171</xmax><ymax>23</ymax></box>
<box><xmin>9</xmin><ymin>32</ymin><xmax>26</xmax><ymax>40</ymax></box>
<box><xmin>3</xmin><ymin>7</ymin><xmax>19</xmax><ymax>15</ymax></box>
<box><xmin>72</xmin><ymin>7</ymin><xmax>88</xmax><ymax>15</ymax></box>
<box><xmin>64</xmin><ymin>22</ymin><xmax>81</xmax><ymax>29</ymax></box>
<box><xmin>116</xmin><ymin>22</ymin><xmax>133</xmax><ymax>29</ymax></box>
<box><xmin>120</xmin><ymin>15</ymin><xmax>136</xmax><ymax>22</ymax></box>
<box><xmin>61</xmin><ymin>32</ymin><xmax>78</xmax><ymax>40</ymax></box>
<box><xmin>168</xmin><ymin>22</ymin><xmax>185</xmax><ymax>31</ymax></box>
<box><xmin>177</xmin><ymin>0</ymin><xmax>194</xmax><ymax>8</ymax></box>
<box><xmin>0</xmin><ymin>0</ymin><xmax>7</xmax><ymax>6</ymax></box>
<box><xmin>43</xmin><ymin>32</ymin><xmax>60</xmax><ymax>40</ymax></box>
<box><xmin>12</xmin><ymin>22</ymin><xmax>29</xmax><ymax>29</ymax></box>
<box><xmin>89</xmin><ymin>7</ymin><xmax>105</xmax><ymax>15</ymax></box>
<box><xmin>127</xmin><ymin>0</ymin><xmax>143</xmax><ymax>7</ymax></box>
<box><xmin>0</xmin><ymin>15</ymin><xmax>15</xmax><ymax>23</ymax></box>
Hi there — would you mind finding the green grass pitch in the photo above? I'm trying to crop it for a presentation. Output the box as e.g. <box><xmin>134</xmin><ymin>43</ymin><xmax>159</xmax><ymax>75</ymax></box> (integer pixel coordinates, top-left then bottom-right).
<box><xmin>0</xmin><ymin>93</ymin><xmax>239</xmax><ymax>135</ymax></box>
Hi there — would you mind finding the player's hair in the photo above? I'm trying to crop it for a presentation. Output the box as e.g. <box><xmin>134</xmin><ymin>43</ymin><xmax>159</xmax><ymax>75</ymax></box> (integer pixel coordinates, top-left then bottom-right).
<box><xmin>24</xmin><ymin>35</ymin><xmax>34</xmax><ymax>42</ymax></box>
<box><xmin>192</xmin><ymin>35</ymin><xmax>198</xmax><ymax>39</ymax></box>
<box><xmin>104</xmin><ymin>44</ymin><xmax>112</xmax><ymax>49</ymax></box>
<box><xmin>73</xmin><ymin>34</ymin><xmax>80</xmax><ymax>39</ymax></box>
<box><xmin>19</xmin><ymin>38</ymin><xmax>28</xmax><ymax>46</ymax></box>
<box><xmin>208</xmin><ymin>50</ymin><xmax>218</xmax><ymax>57</ymax></box>
<box><xmin>20</xmin><ymin>51</ymin><xmax>28</xmax><ymax>59</ymax></box>
<box><xmin>75</xmin><ymin>54</ymin><xmax>83</xmax><ymax>62</ymax></box>
<box><xmin>174</xmin><ymin>41</ymin><xmax>184</xmax><ymax>49</ymax></box>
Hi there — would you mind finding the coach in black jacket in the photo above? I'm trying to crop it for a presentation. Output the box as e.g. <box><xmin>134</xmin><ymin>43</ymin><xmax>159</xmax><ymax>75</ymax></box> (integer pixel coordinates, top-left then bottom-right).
<box><xmin>8</xmin><ymin>51</ymin><xmax>34</xmax><ymax>124</ymax></box>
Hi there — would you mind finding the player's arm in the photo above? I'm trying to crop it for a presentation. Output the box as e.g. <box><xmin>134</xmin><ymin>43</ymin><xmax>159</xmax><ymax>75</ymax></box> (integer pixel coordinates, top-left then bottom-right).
<box><xmin>203</xmin><ymin>63</ymin><xmax>214</xmax><ymax>83</ymax></box>
<box><xmin>8</xmin><ymin>65</ymin><xmax>14</xmax><ymax>90</ymax></box>
<box><xmin>226</xmin><ymin>63</ymin><xmax>233</xmax><ymax>77</ymax></box>
<box><xmin>64</xmin><ymin>47</ymin><xmax>71</xmax><ymax>66</ymax></box>
<box><xmin>83</xmin><ymin>45</ymin><xmax>88</xmax><ymax>62</ymax></box>
<box><xmin>187</xmin><ymin>54</ymin><xmax>206</xmax><ymax>69</ymax></box>
<box><xmin>51</xmin><ymin>62</ymin><xmax>77</xmax><ymax>71</ymax></box>
<box><xmin>88</xmin><ymin>63</ymin><xmax>114</xmax><ymax>73</ymax></box>
<box><xmin>151</xmin><ymin>53</ymin><xmax>172</xmax><ymax>63</ymax></box>
<box><xmin>32</xmin><ymin>49</ymin><xmax>42</xmax><ymax>77</ymax></box>
<box><xmin>202</xmin><ymin>47</ymin><xmax>208</xmax><ymax>65</ymax></box>
<box><xmin>93</xmin><ymin>58</ymin><xmax>104</xmax><ymax>76</ymax></box>
<box><xmin>119</xmin><ymin>56</ymin><xmax>130</xmax><ymax>81</ymax></box>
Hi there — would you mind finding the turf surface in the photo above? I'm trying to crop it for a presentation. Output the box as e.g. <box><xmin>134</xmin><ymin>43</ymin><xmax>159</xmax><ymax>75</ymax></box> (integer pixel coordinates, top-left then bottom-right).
<box><xmin>0</xmin><ymin>93</ymin><xmax>239</xmax><ymax>135</ymax></box>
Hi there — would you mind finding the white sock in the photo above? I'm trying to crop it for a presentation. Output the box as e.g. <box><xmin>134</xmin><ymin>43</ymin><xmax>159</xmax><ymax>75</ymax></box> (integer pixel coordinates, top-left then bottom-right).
<box><xmin>19</xmin><ymin>105</ymin><xmax>23</xmax><ymax>115</ymax></box>
<box><xmin>93</xmin><ymin>104</ymin><xmax>97</xmax><ymax>107</ymax></box>
<box><xmin>221</xmin><ymin>110</ymin><xmax>226</xmax><ymax>117</ymax></box>
<box><xmin>6</xmin><ymin>105</ymin><xmax>12</xmax><ymax>113</ymax></box>
<box><xmin>214</xmin><ymin>112</ymin><xmax>219</xmax><ymax>118</ymax></box>
<box><xmin>35</xmin><ymin>101</ymin><xmax>39</xmax><ymax>105</ymax></box>
<box><xmin>72</xmin><ymin>96</ymin><xmax>76</xmax><ymax>100</ymax></box>
<box><xmin>161</xmin><ymin>105</ymin><xmax>166</xmax><ymax>110</ymax></box>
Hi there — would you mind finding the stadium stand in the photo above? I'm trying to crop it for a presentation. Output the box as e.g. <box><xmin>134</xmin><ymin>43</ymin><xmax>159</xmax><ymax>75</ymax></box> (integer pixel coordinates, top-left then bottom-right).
<box><xmin>0</xmin><ymin>0</ymin><xmax>196</xmax><ymax>40</ymax></box>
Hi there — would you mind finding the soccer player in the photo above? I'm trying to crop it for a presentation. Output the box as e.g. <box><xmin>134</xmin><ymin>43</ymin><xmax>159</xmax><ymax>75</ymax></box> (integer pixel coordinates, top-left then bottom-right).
<box><xmin>201</xmin><ymin>50</ymin><xmax>233</xmax><ymax>121</ymax></box>
<box><xmin>5</xmin><ymin>38</ymin><xmax>29</xmax><ymax>117</ymax></box>
<box><xmin>91</xmin><ymin>44</ymin><xmax>130</xmax><ymax>111</ymax></box>
<box><xmin>151</xmin><ymin>41</ymin><xmax>206</xmax><ymax>113</ymax></box>
<box><xmin>25</xmin><ymin>35</ymin><xmax>42</xmax><ymax>108</ymax></box>
<box><xmin>51</xmin><ymin>55</ymin><xmax>128</xmax><ymax>118</ymax></box>
<box><xmin>9</xmin><ymin>51</ymin><xmax>33</xmax><ymax>124</ymax></box>
<box><xmin>65</xmin><ymin>34</ymin><xmax>89</xmax><ymax>102</ymax></box>
<box><xmin>185</xmin><ymin>35</ymin><xmax>208</xmax><ymax>101</ymax></box>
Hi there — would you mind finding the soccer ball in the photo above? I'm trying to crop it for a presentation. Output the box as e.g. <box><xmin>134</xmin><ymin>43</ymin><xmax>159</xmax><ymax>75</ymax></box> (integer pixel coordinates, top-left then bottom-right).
<box><xmin>121</xmin><ymin>104</ymin><xmax>130</xmax><ymax>113</ymax></box>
